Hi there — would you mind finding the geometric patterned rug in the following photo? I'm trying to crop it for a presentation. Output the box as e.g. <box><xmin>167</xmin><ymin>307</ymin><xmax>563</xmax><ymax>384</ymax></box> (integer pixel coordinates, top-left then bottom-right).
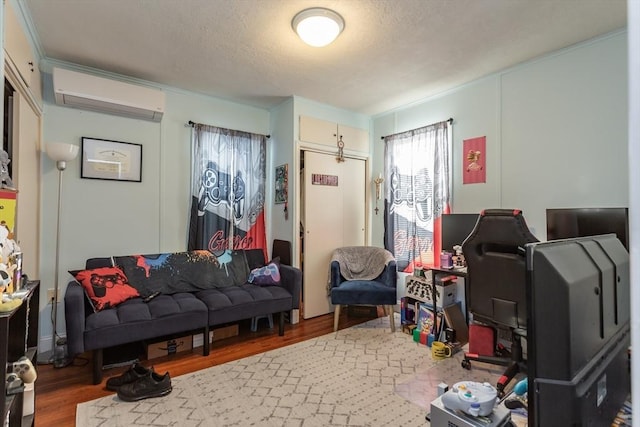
<box><xmin>76</xmin><ymin>315</ymin><xmax>519</xmax><ymax>426</ymax></box>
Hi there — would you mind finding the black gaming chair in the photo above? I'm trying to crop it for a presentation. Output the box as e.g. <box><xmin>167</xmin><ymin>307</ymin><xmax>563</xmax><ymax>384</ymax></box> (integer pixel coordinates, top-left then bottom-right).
<box><xmin>461</xmin><ymin>209</ymin><xmax>538</xmax><ymax>396</ymax></box>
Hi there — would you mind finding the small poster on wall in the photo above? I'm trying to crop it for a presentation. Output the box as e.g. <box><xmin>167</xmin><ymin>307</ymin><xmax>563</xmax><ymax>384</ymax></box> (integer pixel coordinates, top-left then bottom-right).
<box><xmin>463</xmin><ymin>136</ymin><xmax>486</xmax><ymax>184</ymax></box>
<box><xmin>275</xmin><ymin>164</ymin><xmax>288</xmax><ymax>204</ymax></box>
<box><xmin>311</xmin><ymin>174</ymin><xmax>338</xmax><ymax>186</ymax></box>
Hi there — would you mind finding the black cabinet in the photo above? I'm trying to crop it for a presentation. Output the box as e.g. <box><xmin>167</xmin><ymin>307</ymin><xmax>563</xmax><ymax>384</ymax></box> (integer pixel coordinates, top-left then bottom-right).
<box><xmin>0</xmin><ymin>280</ymin><xmax>39</xmax><ymax>427</ymax></box>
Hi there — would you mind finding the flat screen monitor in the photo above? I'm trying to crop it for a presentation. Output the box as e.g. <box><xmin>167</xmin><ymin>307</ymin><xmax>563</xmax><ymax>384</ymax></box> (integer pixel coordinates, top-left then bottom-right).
<box><xmin>525</xmin><ymin>234</ymin><xmax>630</xmax><ymax>426</ymax></box>
<box><xmin>441</xmin><ymin>213</ymin><xmax>479</xmax><ymax>252</ymax></box>
<box><xmin>546</xmin><ymin>207</ymin><xmax>629</xmax><ymax>250</ymax></box>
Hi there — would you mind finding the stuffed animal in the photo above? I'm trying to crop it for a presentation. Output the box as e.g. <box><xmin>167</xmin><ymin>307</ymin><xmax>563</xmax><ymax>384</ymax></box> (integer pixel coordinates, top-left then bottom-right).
<box><xmin>0</xmin><ymin>150</ymin><xmax>15</xmax><ymax>190</ymax></box>
<box><xmin>0</xmin><ymin>260</ymin><xmax>17</xmax><ymax>294</ymax></box>
<box><xmin>0</xmin><ymin>224</ymin><xmax>19</xmax><ymax>265</ymax></box>
<box><xmin>0</xmin><ymin>260</ymin><xmax>21</xmax><ymax>312</ymax></box>
<box><xmin>0</xmin><ymin>221</ymin><xmax>15</xmax><ymax>240</ymax></box>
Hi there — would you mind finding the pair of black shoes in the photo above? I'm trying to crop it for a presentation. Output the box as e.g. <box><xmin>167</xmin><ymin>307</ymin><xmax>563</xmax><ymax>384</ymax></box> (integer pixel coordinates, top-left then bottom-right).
<box><xmin>106</xmin><ymin>363</ymin><xmax>172</xmax><ymax>402</ymax></box>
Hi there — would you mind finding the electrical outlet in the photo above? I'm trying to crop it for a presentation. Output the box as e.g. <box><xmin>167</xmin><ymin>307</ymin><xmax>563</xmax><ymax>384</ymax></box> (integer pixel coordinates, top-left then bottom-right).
<box><xmin>47</xmin><ymin>288</ymin><xmax>58</xmax><ymax>301</ymax></box>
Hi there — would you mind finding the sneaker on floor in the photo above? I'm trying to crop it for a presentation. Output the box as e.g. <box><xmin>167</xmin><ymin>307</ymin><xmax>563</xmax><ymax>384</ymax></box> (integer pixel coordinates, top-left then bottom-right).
<box><xmin>116</xmin><ymin>370</ymin><xmax>172</xmax><ymax>402</ymax></box>
<box><xmin>105</xmin><ymin>363</ymin><xmax>151</xmax><ymax>391</ymax></box>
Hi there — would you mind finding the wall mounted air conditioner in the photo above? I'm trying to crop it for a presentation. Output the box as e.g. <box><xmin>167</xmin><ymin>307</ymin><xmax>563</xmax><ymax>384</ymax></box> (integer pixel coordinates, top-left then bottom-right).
<box><xmin>52</xmin><ymin>67</ymin><xmax>165</xmax><ymax>122</ymax></box>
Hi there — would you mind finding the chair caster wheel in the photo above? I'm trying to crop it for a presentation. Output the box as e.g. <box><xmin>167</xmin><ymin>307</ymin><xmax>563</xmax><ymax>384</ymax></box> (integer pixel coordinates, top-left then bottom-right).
<box><xmin>461</xmin><ymin>359</ymin><xmax>471</xmax><ymax>370</ymax></box>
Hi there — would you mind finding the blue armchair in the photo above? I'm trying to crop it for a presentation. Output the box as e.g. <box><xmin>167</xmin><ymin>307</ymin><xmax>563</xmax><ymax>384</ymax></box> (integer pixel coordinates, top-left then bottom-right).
<box><xmin>329</xmin><ymin>246</ymin><xmax>397</xmax><ymax>332</ymax></box>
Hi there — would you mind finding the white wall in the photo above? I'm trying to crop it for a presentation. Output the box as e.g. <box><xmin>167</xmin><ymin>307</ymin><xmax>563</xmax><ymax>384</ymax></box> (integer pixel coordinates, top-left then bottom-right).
<box><xmin>371</xmin><ymin>30</ymin><xmax>628</xmax><ymax>244</ymax></box>
<box><xmin>39</xmin><ymin>69</ymin><xmax>270</xmax><ymax>351</ymax></box>
<box><xmin>628</xmin><ymin>0</ymin><xmax>639</xmax><ymax>416</ymax></box>
<box><xmin>268</xmin><ymin>98</ymin><xmax>295</xmax><ymax>255</ymax></box>
<box><xmin>501</xmin><ymin>32</ymin><xmax>628</xmax><ymax>235</ymax></box>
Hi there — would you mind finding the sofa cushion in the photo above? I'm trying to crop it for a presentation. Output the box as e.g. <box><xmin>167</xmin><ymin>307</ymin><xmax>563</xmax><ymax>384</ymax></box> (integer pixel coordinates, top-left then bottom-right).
<box><xmin>70</xmin><ymin>266</ymin><xmax>140</xmax><ymax>311</ymax></box>
<box><xmin>196</xmin><ymin>284</ymin><xmax>293</xmax><ymax>325</ymax></box>
<box><xmin>83</xmin><ymin>292</ymin><xmax>208</xmax><ymax>352</ymax></box>
<box><xmin>330</xmin><ymin>280</ymin><xmax>397</xmax><ymax>306</ymax></box>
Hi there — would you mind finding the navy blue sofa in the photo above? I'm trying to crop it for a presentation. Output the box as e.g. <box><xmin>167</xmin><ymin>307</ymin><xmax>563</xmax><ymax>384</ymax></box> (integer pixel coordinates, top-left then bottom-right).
<box><xmin>64</xmin><ymin>249</ymin><xmax>301</xmax><ymax>384</ymax></box>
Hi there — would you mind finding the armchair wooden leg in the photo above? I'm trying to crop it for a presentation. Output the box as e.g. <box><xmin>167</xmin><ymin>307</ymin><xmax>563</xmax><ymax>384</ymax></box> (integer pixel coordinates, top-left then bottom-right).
<box><xmin>387</xmin><ymin>305</ymin><xmax>395</xmax><ymax>332</ymax></box>
<box><xmin>333</xmin><ymin>305</ymin><xmax>341</xmax><ymax>332</ymax></box>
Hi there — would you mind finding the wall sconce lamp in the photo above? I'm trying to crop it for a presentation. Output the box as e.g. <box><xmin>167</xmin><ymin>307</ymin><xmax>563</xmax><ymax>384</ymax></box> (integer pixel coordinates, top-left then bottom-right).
<box><xmin>336</xmin><ymin>135</ymin><xmax>345</xmax><ymax>163</ymax></box>
<box><xmin>374</xmin><ymin>173</ymin><xmax>384</xmax><ymax>215</ymax></box>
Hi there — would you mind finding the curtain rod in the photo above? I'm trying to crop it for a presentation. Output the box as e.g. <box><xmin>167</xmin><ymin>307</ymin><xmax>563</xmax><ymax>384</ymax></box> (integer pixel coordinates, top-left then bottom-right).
<box><xmin>187</xmin><ymin>120</ymin><xmax>270</xmax><ymax>138</ymax></box>
<box><xmin>380</xmin><ymin>117</ymin><xmax>453</xmax><ymax>140</ymax></box>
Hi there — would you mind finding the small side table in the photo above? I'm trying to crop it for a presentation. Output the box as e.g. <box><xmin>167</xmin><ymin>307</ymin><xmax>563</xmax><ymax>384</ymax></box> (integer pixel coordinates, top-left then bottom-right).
<box><xmin>250</xmin><ymin>314</ymin><xmax>273</xmax><ymax>332</ymax></box>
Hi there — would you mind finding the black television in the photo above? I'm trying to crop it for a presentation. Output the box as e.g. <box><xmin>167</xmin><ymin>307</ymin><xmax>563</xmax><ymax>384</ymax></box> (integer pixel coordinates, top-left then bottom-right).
<box><xmin>546</xmin><ymin>207</ymin><xmax>629</xmax><ymax>250</ymax></box>
<box><xmin>441</xmin><ymin>213</ymin><xmax>479</xmax><ymax>252</ymax></box>
<box><xmin>525</xmin><ymin>234</ymin><xmax>630</xmax><ymax>426</ymax></box>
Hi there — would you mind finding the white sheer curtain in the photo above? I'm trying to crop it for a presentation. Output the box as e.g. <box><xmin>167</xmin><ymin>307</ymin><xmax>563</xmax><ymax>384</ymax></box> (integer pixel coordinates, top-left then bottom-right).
<box><xmin>383</xmin><ymin>120</ymin><xmax>452</xmax><ymax>271</ymax></box>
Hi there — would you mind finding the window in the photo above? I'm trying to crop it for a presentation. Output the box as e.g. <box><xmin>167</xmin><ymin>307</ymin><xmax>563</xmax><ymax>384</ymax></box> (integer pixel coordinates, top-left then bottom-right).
<box><xmin>383</xmin><ymin>120</ymin><xmax>452</xmax><ymax>271</ymax></box>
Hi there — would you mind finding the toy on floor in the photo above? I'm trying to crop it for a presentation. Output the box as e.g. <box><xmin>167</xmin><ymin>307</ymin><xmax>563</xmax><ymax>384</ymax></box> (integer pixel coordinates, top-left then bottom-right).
<box><xmin>504</xmin><ymin>377</ymin><xmax>528</xmax><ymax>410</ymax></box>
<box><xmin>513</xmin><ymin>377</ymin><xmax>528</xmax><ymax>395</ymax></box>
<box><xmin>441</xmin><ymin>381</ymin><xmax>498</xmax><ymax>417</ymax></box>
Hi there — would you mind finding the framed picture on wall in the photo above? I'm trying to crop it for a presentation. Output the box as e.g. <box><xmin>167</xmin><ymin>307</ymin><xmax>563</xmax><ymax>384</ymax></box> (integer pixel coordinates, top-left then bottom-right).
<box><xmin>81</xmin><ymin>137</ymin><xmax>142</xmax><ymax>182</ymax></box>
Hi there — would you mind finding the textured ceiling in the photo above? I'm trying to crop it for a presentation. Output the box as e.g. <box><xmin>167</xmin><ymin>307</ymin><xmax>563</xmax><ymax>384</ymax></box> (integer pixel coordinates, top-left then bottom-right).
<box><xmin>23</xmin><ymin>0</ymin><xmax>627</xmax><ymax>116</ymax></box>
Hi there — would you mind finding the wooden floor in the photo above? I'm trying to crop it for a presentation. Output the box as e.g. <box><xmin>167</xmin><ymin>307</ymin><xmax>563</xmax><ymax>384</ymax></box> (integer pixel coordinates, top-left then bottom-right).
<box><xmin>34</xmin><ymin>310</ymin><xmax>377</xmax><ymax>427</ymax></box>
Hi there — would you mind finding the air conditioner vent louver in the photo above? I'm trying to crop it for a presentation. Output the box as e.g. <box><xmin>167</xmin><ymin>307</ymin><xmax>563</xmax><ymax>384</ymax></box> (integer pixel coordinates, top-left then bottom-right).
<box><xmin>53</xmin><ymin>68</ymin><xmax>165</xmax><ymax>122</ymax></box>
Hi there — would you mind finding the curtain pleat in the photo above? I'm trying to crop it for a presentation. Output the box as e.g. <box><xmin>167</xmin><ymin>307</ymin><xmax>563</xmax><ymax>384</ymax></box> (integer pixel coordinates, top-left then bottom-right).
<box><xmin>188</xmin><ymin>124</ymin><xmax>267</xmax><ymax>253</ymax></box>
<box><xmin>383</xmin><ymin>120</ymin><xmax>451</xmax><ymax>271</ymax></box>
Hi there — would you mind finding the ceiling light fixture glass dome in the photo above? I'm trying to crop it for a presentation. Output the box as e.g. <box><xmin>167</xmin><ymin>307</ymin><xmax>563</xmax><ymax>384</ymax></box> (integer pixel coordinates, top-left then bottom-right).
<box><xmin>292</xmin><ymin>8</ymin><xmax>345</xmax><ymax>47</ymax></box>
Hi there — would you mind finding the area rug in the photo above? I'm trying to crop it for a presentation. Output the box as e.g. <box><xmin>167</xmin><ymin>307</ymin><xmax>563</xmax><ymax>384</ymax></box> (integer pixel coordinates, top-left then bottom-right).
<box><xmin>77</xmin><ymin>316</ymin><xmax>437</xmax><ymax>426</ymax></box>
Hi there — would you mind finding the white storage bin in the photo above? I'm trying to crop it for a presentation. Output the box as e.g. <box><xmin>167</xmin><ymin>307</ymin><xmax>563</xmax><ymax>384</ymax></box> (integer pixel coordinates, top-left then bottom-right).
<box><xmin>23</xmin><ymin>382</ymin><xmax>34</xmax><ymax>416</ymax></box>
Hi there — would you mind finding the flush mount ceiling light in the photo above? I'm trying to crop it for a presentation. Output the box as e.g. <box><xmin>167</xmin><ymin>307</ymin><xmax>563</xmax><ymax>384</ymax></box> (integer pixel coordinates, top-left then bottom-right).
<box><xmin>292</xmin><ymin>7</ymin><xmax>345</xmax><ymax>47</ymax></box>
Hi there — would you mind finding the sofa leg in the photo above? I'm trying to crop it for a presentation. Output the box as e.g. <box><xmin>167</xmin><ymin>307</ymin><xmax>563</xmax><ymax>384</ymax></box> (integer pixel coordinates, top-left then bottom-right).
<box><xmin>203</xmin><ymin>325</ymin><xmax>210</xmax><ymax>356</ymax></box>
<box><xmin>333</xmin><ymin>305</ymin><xmax>341</xmax><ymax>332</ymax></box>
<box><xmin>92</xmin><ymin>349</ymin><xmax>103</xmax><ymax>385</ymax></box>
<box><xmin>278</xmin><ymin>312</ymin><xmax>285</xmax><ymax>336</ymax></box>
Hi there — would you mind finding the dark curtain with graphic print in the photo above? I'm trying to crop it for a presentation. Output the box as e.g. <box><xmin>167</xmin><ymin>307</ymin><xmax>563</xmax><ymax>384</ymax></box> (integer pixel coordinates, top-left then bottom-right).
<box><xmin>188</xmin><ymin>124</ymin><xmax>267</xmax><ymax>253</ymax></box>
<box><xmin>383</xmin><ymin>121</ymin><xmax>451</xmax><ymax>272</ymax></box>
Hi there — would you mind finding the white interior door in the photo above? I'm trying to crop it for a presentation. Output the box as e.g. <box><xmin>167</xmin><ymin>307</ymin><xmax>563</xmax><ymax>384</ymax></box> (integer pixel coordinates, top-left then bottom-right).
<box><xmin>341</xmin><ymin>157</ymin><xmax>366</xmax><ymax>245</ymax></box>
<box><xmin>302</xmin><ymin>151</ymin><xmax>365</xmax><ymax>319</ymax></box>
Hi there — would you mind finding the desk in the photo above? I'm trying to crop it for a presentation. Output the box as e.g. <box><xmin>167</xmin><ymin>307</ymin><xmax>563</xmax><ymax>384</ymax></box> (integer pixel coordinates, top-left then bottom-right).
<box><xmin>428</xmin><ymin>267</ymin><xmax>467</xmax><ymax>319</ymax></box>
<box><xmin>429</xmin><ymin>266</ymin><xmax>467</xmax><ymax>279</ymax></box>
<box><xmin>403</xmin><ymin>267</ymin><xmax>468</xmax><ymax>343</ymax></box>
